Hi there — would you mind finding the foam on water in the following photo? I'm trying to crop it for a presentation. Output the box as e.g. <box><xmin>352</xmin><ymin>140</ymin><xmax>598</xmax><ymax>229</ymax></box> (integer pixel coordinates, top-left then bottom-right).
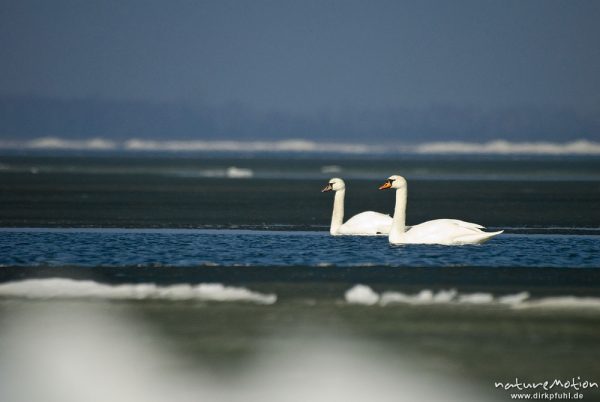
<box><xmin>1</xmin><ymin>137</ymin><xmax>599</xmax><ymax>155</ymax></box>
<box><xmin>346</xmin><ymin>285</ymin><xmax>600</xmax><ymax>309</ymax></box>
<box><xmin>0</xmin><ymin>279</ymin><xmax>277</xmax><ymax>304</ymax></box>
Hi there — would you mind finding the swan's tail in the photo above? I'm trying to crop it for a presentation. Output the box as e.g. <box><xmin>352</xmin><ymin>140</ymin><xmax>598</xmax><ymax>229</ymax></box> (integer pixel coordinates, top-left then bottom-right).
<box><xmin>456</xmin><ymin>230</ymin><xmax>504</xmax><ymax>245</ymax></box>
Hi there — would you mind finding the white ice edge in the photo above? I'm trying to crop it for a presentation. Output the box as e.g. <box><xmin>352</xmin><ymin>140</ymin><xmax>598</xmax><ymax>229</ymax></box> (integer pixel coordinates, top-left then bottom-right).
<box><xmin>1</xmin><ymin>137</ymin><xmax>600</xmax><ymax>155</ymax></box>
<box><xmin>345</xmin><ymin>285</ymin><xmax>600</xmax><ymax>309</ymax></box>
<box><xmin>0</xmin><ymin>279</ymin><xmax>277</xmax><ymax>304</ymax></box>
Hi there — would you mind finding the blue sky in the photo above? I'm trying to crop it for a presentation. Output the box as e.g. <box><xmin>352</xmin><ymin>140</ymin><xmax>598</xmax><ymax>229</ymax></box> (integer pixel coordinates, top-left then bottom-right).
<box><xmin>1</xmin><ymin>0</ymin><xmax>599</xmax><ymax>141</ymax></box>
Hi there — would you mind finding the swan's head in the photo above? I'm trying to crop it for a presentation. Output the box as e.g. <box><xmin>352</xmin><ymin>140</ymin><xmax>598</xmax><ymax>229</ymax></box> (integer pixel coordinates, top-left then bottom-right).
<box><xmin>321</xmin><ymin>178</ymin><xmax>345</xmax><ymax>192</ymax></box>
<box><xmin>378</xmin><ymin>175</ymin><xmax>406</xmax><ymax>190</ymax></box>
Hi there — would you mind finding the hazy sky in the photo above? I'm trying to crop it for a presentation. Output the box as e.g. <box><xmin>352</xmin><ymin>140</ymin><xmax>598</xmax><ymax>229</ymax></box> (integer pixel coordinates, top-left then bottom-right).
<box><xmin>2</xmin><ymin>0</ymin><xmax>599</xmax><ymax>114</ymax></box>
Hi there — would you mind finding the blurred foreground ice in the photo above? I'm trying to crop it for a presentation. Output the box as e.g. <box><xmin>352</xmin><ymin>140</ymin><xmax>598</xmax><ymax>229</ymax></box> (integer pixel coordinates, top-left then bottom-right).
<box><xmin>0</xmin><ymin>303</ymin><xmax>497</xmax><ymax>402</ymax></box>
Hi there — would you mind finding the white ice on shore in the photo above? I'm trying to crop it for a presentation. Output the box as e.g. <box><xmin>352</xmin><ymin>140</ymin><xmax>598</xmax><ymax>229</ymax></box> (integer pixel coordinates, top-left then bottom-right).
<box><xmin>0</xmin><ymin>279</ymin><xmax>276</xmax><ymax>304</ymax></box>
<box><xmin>345</xmin><ymin>284</ymin><xmax>380</xmax><ymax>305</ymax></box>
<box><xmin>346</xmin><ymin>285</ymin><xmax>600</xmax><ymax>309</ymax></box>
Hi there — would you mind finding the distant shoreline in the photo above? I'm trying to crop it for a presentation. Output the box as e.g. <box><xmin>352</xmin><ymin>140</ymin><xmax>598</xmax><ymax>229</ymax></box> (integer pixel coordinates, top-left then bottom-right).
<box><xmin>1</xmin><ymin>137</ymin><xmax>600</xmax><ymax>156</ymax></box>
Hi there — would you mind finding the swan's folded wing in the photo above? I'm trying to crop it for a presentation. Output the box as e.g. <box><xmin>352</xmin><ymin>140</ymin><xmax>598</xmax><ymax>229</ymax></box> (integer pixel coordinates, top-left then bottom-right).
<box><xmin>404</xmin><ymin>219</ymin><xmax>493</xmax><ymax>244</ymax></box>
<box><xmin>427</xmin><ymin>219</ymin><xmax>485</xmax><ymax>230</ymax></box>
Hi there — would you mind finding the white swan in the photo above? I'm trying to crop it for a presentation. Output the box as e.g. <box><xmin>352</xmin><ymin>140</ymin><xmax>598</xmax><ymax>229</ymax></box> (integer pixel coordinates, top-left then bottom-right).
<box><xmin>322</xmin><ymin>178</ymin><xmax>392</xmax><ymax>236</ymax></box>
<box><xmin>379</xmin><ymin>175</ymin><xmax>503</xmax><ymax>245</ymax></box>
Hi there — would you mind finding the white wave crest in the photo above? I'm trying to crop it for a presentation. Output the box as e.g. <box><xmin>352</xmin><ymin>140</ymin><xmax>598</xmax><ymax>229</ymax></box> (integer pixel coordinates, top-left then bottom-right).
<box><xmin>0</xmin><ymin>279</ymin><xmax>276</xmax><ymax>304</ymax></box>
<box><xmin>415</xmin><ymin>139</ymin><xmax>600</xmax><ymax>155</ymax></box>
<box><xmin>26</xmin><ymin>137</ymin><xmax>117</xmax><ymax>150</ymax></box>
<box><xmin>347</xmin><ymin>285</ymin><xmax>600</xmax><ymax>309</ymax></box>
<box><xmin>123</xmin><ymin>138</ymin><xmax>377</xmax><ymax>154</ymax></box>
<box><xmin>3</xmin><ymin>137</ymin><xmax>598</xmax><ymax>155</ymax></box>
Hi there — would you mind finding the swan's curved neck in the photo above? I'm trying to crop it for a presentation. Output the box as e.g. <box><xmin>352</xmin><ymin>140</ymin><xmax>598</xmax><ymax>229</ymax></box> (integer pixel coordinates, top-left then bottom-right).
<box><xmin>390</xmin><ymin>186</ymin><xmax>407</xmax><ymax>242</ymax></box>
<box><xmin>330</xmin><ymin>189</ymin><xmax>345</xmax><ymax>235</ymax></box>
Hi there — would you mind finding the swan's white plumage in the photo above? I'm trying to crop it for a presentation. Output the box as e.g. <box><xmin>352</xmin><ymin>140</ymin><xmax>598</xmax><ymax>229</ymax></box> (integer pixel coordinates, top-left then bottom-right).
<box><xmin>337</xmin><ymin>211</ymin><xmax>392</xmax><ymax>236</ymax></box>
<box><xmin>323</xmin><ymin>178</ymin><xmax>392</xmax><ymax>236</ymax></box>
<box><xmin>398</xmin><ymin>219</ymin><xmax>501</xmax><ymax>245</ymax></box>
<box><xmin>381</xmin><ymin>175</ymin><xmax>503</xmax><ymax>245</ymax></box>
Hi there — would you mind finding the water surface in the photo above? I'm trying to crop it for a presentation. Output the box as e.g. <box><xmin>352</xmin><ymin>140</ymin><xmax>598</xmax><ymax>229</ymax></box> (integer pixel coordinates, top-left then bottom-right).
<box><xmin>1</xmin><ymin>228</ymin><xmax>599</xmax><ymax>269</ymax></box>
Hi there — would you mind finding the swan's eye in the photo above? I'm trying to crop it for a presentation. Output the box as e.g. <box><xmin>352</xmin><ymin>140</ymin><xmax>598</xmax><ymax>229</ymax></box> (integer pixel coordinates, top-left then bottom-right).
<box><xmin>388</xmin><ymin>179</ymin><xmax>394</xmax><ymax>184</ymax></box>
<box><xmin>329</xmin><ymin>183</ymin><xmax>334</xmax><ymax>185</ymax></box>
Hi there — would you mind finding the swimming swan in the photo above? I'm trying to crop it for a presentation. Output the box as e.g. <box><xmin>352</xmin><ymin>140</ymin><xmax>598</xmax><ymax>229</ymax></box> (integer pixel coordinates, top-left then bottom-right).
<box><xmin>378</xmin><ymin>175</ymin><xmax>503</xmax><ymax>245</ymax></box>
<box><xmin>322</xmin><ymin>178</ymin><xmax>392</xmax><ymax>236</ymax></box>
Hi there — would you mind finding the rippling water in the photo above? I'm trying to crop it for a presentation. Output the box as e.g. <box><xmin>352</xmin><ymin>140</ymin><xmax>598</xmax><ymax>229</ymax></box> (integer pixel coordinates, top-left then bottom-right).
<box><xmin>1</xmin><ymin>228</ymin><xmax>599</xmax><ymax>268</ymax></box>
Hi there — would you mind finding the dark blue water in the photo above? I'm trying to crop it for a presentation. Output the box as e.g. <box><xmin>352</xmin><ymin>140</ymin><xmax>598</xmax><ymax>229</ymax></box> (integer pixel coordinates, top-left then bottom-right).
<box><xmin>2</xmin><ymin>228</ymin><xmax>599</xmax><ymax>268</ymax></box>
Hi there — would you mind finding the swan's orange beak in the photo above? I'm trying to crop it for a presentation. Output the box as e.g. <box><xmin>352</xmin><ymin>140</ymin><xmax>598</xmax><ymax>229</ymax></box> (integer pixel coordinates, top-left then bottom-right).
<box><xmin>378</xmin><ymin>181</ymin><xmax>392</xmax><ymax>190</ymax></box>
<box><xmin>321</xmin><ymin>183</ymin><xmax>333</xmax><ymax>192</ymax></box>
